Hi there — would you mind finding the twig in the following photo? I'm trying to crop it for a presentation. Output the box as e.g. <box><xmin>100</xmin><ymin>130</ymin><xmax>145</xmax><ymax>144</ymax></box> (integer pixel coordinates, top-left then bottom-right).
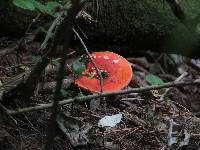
<box><xmin>4</xmin><ymin>3</ymin><xmax>75</xmax><ymax>102</ymax></box>
<box><xmin>72</xmin><ymin>28</ymin><xmax>104</xmax><ymax>93</ymax></box>
<box><xmin>0</xmin><ymin>61</ymin><xmax>72</xmax><ymax>101</ymax></box>
<box><xmin>159</xmin><ymin>72</ymin><xmax>188</xmax><ymax>101</ymax></box>
<box><xmin>25</xmin><ymin>14</ymin><xmax>41</xmax><ymax>34</ymax></box>
<box><xmin>0</xmin><ymin>103</ymin><xmax>17</xmax><ymax>125</ymax></box>
<box><xmin>0</xmin><ymin>2</ymin><xmax>81</xmax><ymax>102</ymax></box>
<box><xmin>39</xmin><ymin>14</ymin><xmax>63</xmax><ymax>53</ymax></box>
<box><xmin>45</xmin><ymin>1</ymin><xmax>82</xmax><ymax>149</ymax></box>
<box><xmin>0</xmin><ymin>10</ymin><xmax>65</xmax><ymax>102</ymax></box>
<box><xmin>7</xmin><ymin>79</ymin><xmax>200</xmax><ymax>115</ymax></box>
<box><xmin>0</xmin><ymin>71</ymin><xmax>30</xmax><ymax>101</ymax></box>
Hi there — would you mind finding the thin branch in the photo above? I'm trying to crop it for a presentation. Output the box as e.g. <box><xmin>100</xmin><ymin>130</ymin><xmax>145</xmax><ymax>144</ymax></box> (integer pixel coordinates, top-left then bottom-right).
<box><xmin>0</xmin><ymin>103</ymin><xmax>17</xmax><ymax>125</ymax></box>
<box><xmin>45</xmin><ymin>1</ymin><xmax>82</xmax><ymax>149</ymax></box>
<box><xmin>72</xmin><ymin>28</ymin><xmax>104</xmax><ymax>93</ymax></box>
<box><xmin>159</xmin><ymin>71</ymin><xmax>188</xmax><ymax>101</ymax></box>
<box><xmin>39</xmin><ymin>14</ymin><xmax>63</xmax><ymax>53</ymax></box>
<box><xmin>0</xmin><ymin>11</ymin><xmax>66</xmax><ymax>102</ymax></box>
<box><xmin>0</xmin><ymin>71</ymin><xmax>30</xmax><ymax>101</ymax></box>
<box><xmin>0</xmin><ymin>51</ymin><xmax>74</xmax><ymax>101</ymax></box>
<box><xmin>7</xmin><ymin>79</ymin><xmax>200</xmax><ymax>115</ymax></box>
<box><xmin>25</xmin><ymin>13</ymin><xmax>41</xmax><ymax>34</ymax></box>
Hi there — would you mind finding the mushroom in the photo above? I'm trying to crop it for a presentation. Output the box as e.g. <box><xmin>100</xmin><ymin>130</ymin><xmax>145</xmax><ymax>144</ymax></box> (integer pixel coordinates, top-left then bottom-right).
<box><xmin>75</xmin><ymin>51</ymin><xmax>133</xmax><ymax>93</ymax></box>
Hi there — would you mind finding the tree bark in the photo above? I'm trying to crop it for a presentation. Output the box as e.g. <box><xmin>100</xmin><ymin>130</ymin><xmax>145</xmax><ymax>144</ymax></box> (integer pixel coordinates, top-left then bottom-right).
<box><xmin>1</xmin><ymin>0</ymin><xmax>200</xmax><ymax>57</ymax></box>
<box><xmin>80</xmin><ymin>0</ymin><xmax>200</xmax><ymax>57</ymax></box>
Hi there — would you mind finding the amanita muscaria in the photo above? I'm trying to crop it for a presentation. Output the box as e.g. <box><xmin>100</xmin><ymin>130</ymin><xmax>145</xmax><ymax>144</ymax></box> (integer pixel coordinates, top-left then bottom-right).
<box><xmin>75</xmin><ymin>51</ymin><xmax>133</xmax><ymax>93</ymax></box>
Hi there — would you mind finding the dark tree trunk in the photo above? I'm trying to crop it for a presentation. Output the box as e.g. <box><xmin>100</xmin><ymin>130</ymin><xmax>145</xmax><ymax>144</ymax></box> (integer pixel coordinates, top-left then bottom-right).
<box><xmin>80</xmin><ymin>0</ymin><xmax>200</xmax><ymax>57</ymax></box>
<box><xmin>1</xmin><ymin>0</ymin><xmax>200</xmax><ymax>57</ymax></box>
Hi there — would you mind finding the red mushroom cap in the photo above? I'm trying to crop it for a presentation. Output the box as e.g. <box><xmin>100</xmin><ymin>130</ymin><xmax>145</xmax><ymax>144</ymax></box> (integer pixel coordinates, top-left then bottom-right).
<box><xmin>75</xmin><ymin>51</ymin><xmax>133</xmax><ymax>93</ymax></box>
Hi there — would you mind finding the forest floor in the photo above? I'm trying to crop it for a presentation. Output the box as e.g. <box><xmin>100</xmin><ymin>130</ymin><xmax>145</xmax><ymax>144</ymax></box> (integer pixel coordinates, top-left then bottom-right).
<box><xmin>0</xmin><ymin>36</ymin><xmax>200</xmax><ymax>150</ymax></box>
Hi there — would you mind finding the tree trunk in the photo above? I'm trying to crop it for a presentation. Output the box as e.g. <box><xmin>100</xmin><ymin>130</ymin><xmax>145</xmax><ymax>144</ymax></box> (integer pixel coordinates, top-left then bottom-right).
<box><xmin>80</xmin><ymin>0</ymin><xmax>200</xmax><ymax>57</ymax></box>
<box><xmin>1</xmin><ymin>0</ymin><xmax>200</xmax><ymax>57</ymax></box>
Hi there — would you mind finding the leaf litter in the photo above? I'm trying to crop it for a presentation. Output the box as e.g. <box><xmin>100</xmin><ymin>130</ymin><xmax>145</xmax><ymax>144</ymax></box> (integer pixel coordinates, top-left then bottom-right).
<box><xmin>0</xmin><ymin>48</ymin><xmax>200</xmax><ymax>150</ymax></box>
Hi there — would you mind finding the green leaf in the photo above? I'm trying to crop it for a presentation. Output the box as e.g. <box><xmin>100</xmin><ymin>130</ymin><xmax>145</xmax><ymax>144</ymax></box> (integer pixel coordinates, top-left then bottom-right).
<box><xmin>71</xmin><ymin>59</ymin><xmax>86</xmax><ymax>75</ymax></box>
<box><xmin>44</xmin><ymin>1</ymin><xmax>62</xmax><ymax>17</ymax></box>
<box><xmin>12</xmin><ymin>0</ymin><xmax>62</xmax><ymax>17</ymax></box>
<box><xmin>145</xmin><ymin>74</ymin><xmax>164</xmax><ymax>85</ymax></box>
<box><xmin>31</xmin><ymin>0</ymin><xmax>46</xmax><ymax>12</ymax></box>
<box><xmin>12</xmin><ymin>0</ymin><xmax>35</xmax><ymax>10</ymax></box>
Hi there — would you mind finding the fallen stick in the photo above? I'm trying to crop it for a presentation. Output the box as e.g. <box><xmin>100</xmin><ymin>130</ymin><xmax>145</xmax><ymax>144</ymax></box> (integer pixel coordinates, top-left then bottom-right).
<box><xmin>159</xmin><ymin>71</ymin><xmax>188</xmax><ymax>101</ymax></box>
<box><xmin>7</xmin><ymin>79</ymin><xmax>200</xmax><ymax>115</ymax></box>
<box><xmin>0</xmin><ymin>71</ymin><xmax>30</xmax><ymax>101</ymax></box>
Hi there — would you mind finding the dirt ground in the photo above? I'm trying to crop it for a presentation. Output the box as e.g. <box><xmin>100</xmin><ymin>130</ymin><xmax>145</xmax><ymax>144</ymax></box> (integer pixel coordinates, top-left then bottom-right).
<box><xmin>0</xmin><ymin>37</ymin><xmax>200</xmax><ymax>150</ymax></box>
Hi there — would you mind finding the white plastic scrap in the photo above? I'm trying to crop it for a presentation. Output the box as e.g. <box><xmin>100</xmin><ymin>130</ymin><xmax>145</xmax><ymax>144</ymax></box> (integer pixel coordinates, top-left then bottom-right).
<box><xmin>168</xmin><ymin>119</ymin><xmax>177</xmax><ymax>146</ymax></box>
<box><xmin>98</xmin><ymin>113</ymin><xmax>123</xmax><ymax>127</ymax></box>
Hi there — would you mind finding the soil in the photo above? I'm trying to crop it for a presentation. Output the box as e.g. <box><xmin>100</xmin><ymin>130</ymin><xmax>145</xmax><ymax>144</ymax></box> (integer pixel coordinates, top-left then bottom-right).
<box><xmin>0</xmin><ymin>37</ymin><xmax>200</xmax><ymax>149</ymax></box>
